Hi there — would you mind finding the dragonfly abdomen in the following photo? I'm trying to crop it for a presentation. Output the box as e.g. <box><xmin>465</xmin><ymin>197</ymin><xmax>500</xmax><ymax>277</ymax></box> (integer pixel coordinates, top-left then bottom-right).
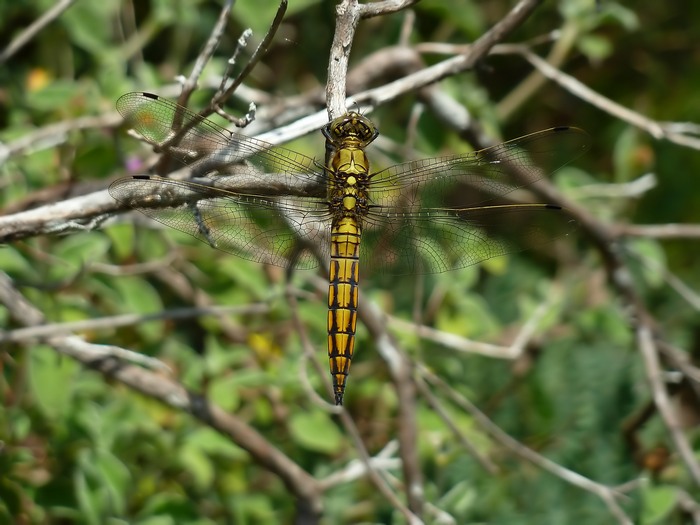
<box><xmin>328</xmin><ymin>216</ymin><xmax>361</xmax><ymax>405</ymax></box>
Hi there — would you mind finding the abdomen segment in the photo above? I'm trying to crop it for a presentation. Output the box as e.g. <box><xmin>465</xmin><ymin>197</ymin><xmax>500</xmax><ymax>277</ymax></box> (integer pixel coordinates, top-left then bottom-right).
<box><xmin>328</xmin><ymin>216</ymin><xmax>361</xmax><ymax>405</ymax></box>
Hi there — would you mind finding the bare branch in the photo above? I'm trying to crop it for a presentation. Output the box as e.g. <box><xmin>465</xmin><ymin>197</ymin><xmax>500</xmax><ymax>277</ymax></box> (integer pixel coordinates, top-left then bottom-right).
<box><xmin>319</xmin><ymin>441</ymin><xmax>402</xmax><ymax>488</ymax></box>
<box><xmin>358</xmin><ymin>0</ymin><xmax>420</xmax><ymax>19</ymax></box>
<box><xmin>0</xmin><ymin>113</ymin><xmax>122</xmax><ymax>163</ymax></box>
<box><xmin>637</xmin><ymin>325</ymin><xmax>700</xmax><ymax>486</ymax></box>
<box><xmin>497</xmin><ymin>44</ymin><xmax>700</xmax><ymax>150</ymax></box>
<box><xmin>389</xmin><ymin>317</ymin><xmax>513</xmax><ymax>358</ymax></box>
<box><xmin>392</xmin><ymin>283</ymin><xmax>566</xmax><ymax>360</ymax></box>
<box><xmin>571</xmin><ymin>174</ymin><xmax>657</xmax><ymax>201</ymax></box>
<box><xmin>359</xmin><ymin>297</ymin><xmax>424</xmax><ymax>516</ymax></box>
<box><xmin>350</xmin><ymin>0</ymin><xmax>544</xmax><ymax>109</ymax></box>
<box><xmin>415</xmin><ymin>377</ymin><xmax>499</xmax><ymax>474</ymax></box>
<box><xmin>497</xmin><ymin>22</ymin><xmax>579</xmax><ymax>121</ymax></box>
<box><xmin>0</xmin><ymin>0</ymin><xmax>77</xmax><ymax>64</ymax></box>
<box><xmin>617</xmin><ymin>223</ymin><xmax>700</xmax><ymax>239</ymax></box>
<box><xmin>214</xmin><ymin>0</ymin><xmax>288</xmax><ymax>109</ymax></box>
<box><xmin>178</xmin><ymin>0</ymin><xmax>235</xmax><ymax>101</ymax></box>
<box><xmin>0</xmin><ymin>303</ymin><xmax>269</xmax><ymax>343</ymax></box>
<box><xmin>326</xmin><ymin>0</ymin><xmax>362</xmax><ymax>118</ymax></box>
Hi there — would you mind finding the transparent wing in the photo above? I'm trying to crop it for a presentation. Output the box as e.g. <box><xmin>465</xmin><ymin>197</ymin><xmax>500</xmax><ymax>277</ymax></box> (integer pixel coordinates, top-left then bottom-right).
<box><xmin>359</xmin><ymin>127</ymin><xmax>589</xmax><ymax>274</ymax></box>
<box><xmin>115</xmin><ymin>92</ymin><xmax>324</xmax><ymax>189</ymax></box>
<box><xmin>368</xmin><ymin>127</ymin><xmax>589</xmax><ymax>207</ymax></box>
<box><xmin>360</xmin><ymin>203</ymin><xmax>574</xmax><ymax>274</ymax></box>
<box><xmin>109</xmin><ymin>176</ymin><xmax>331</xmax><ymax>269</ymax></box>
<box><xmin>110</xmin><ymin>92</ymin><xmax>332</xmax><ymax>269</ymax></box>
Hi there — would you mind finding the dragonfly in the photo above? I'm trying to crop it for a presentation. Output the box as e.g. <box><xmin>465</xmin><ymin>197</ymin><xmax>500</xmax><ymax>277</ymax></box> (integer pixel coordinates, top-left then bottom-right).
<box><xmin>109</xmin><ymin>92</ymin><xmax>589</xmax><ymax>405</ymax></box>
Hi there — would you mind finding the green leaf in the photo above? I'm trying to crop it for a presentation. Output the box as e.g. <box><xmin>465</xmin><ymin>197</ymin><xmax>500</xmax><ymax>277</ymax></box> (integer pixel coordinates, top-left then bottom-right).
<box><xmin>29</xmin><ymin>345</ymin><xmax>78</xmax><ymax>419</ymax></box>
<box><xmin>106</xmin><ymin>224</ymin><xmax>135</xmax><ymax>262</ymax></box>
<box><xmin>134</xmin><ymin>517</ymin><xmax>175</xmax><ymax>525</ymax></box>
<box><xmin>641</xmin><ymin>484</ymin><xmax>677</xmax><ymax>524</ymax></box>
<box><xmin>137</xmin><ymin>492</ymin><xmax>196</xmax><ymax>521</ymax></box>
<box><xmin>216</xmin><ymin>256</ymin><xmax>273</xmax><ymax>299</ymax></box>
<box><xmin>111</xmin><ymin>276</ymin><xmax>164</xmax><ymax>339</ymax></box>
<box><xmin>603</xmin><ymin>3</ymin><xmax>640</xmax><ymax>31</ymax></box>
<box><xmin>436</xmin><ymin>293</ymin><xmax>498</xmax><ymax>339</ymax></box>
<box><xmin>578</xmin><ymin>34</ymin><xmax>613</xmax><ymax>61</ymax></box>
<box><xmin>628</xmin><ymin>237</ymin><xmax>666</xmax><ymax>289</ymax></box>
<box><xmin>94</xmin><ymin>450</ymin><xmax>131</xmax><ymax>514</ymax></box>
<box><xmin>438</xmin><ymin>480</ymin><xmax>477</xmax><ymax>516</ymax></box>
<box><xmin>613</xmin><ymin>128</ymin><xmax>645</xmax><ymax>182</ymax></box>
<box><xmin>62</xmin><ymin>1</ymin><xmax>119</xmax><ymax>54</ymax></box>
<box><xmin>178</xmin><ymin>445</ymin><xmax>214</xmax><ymax>489</ymax></box>
<box><xmin>53</xmin><ymin>232</ymin><xmax>111</xmax><ymax>269</ymax></box>
<box><xmin>234</xmin><ymin>0</ymin><xmax>322</xmax><ymax>36</ymax></box>
<box><xmin>74</xmin><ymin>464</ymin><xmax>101</xmax><ymax>525</ymax></box>
<box><xmin>417</xmin><ymin>0</ymin><xmax>485</xmax><ymax>37</ymax></box>
<box><xmin>17</xmin><ymin>148</ymin><xmax>58</xmax><ymax>187</ymax></box>
<box><xmin>288</xmin><ymin>411</ymin><xmax>342</xmax><ymax>454</ymax></box>
<box><xmin>25</xmin><ymin>80</ymin><xmax>82</xmax><ymax>112</ymax></box>
<box><xmin>185</xmin><ymin>428</ymin><xmax>246</xmax><ymax>459</ymax></box>
<box><xmin>0</xmin><ymin>247</ymin><xmax>32</xmax><ymax>277</ymax></box>
<box><xmin>207</xmin><ymin>374</ymin><xmax>241</xmax><ymax>412</ymax></box>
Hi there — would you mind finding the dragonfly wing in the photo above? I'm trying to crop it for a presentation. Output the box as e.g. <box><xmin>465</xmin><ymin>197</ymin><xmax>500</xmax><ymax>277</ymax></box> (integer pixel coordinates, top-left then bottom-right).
<box><xmin>109</xmin><ymin>176</ymin><xmax>330</xmax><ymax>269</ymax></box>
<box><xmin>360</xmin><ymin>204</ymin><xmax>574</xmax><ymax>275</ymax></box>
<box><xmin>116</xmin><ymin>92</ymin><xmax>324</xmax><ymax>191</ymax></box>
<box><xmin>368</xmin><ymin>126</ymin><xmax>590</xmax><ymax>208</ymax></box>
<box><xmin>359</xmin><ymin>127</ymin><xmax>588</xmax><ymax>275</ymax></box>
<box><xmin>113</xmin><ymin>93</ymin><xmax>334</xmax><ymax>268</ymax></box>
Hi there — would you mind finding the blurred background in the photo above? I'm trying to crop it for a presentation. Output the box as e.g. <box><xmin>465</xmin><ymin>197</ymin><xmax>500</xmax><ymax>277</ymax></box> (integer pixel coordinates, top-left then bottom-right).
<box><xmin>1</xmin><ymin>0</ymin><xmax>699</xmax><ymax>523</ymax></box>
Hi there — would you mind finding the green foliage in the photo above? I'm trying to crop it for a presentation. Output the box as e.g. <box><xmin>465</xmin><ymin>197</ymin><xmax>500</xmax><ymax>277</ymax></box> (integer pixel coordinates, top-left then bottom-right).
<box><xmin>2</xmin><ymin>0</ymin><xmax>700</xmax><ymax>524</ymax></box>
<box><xmin>288</xmin><ymin>411</ymin><xmax>343</xmax><ymax>454</ymax></box>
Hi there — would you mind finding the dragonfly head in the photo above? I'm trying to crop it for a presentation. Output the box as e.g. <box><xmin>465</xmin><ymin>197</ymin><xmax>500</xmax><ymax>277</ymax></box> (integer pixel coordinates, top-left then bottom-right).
<box><xmin>322</xmin><ymin>111</ymin><xmax>379</xmax><ymax>149</ymax></box>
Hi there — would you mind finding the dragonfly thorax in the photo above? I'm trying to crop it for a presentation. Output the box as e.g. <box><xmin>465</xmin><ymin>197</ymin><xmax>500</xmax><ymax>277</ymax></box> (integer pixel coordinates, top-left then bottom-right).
<box><xmin>327</xmin><ymin>147</ymin><xmax>371</xmax><ymax>178</ymax></box>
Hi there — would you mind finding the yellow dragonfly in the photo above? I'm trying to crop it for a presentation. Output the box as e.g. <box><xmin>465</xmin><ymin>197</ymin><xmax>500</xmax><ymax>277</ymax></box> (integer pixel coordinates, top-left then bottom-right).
<box><xmin>109</xmin><ymin>92</ymin><xmax>588</xmax><ymax>405</ymax></box>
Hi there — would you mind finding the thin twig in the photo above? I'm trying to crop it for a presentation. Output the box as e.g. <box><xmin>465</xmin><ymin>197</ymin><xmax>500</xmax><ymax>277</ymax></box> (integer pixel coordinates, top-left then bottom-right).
<box><xmin>360</xmin><ymin>296</ymin><xmax>425</xmax><ymax>517</ymax></box>
<box><xmin>216</xmin><ymin>29</ymin><xmax>253</xmax><ymax>99</ymax></box>
<box><xmin>570</xmin><ymin>174</ymin><xmax>657</xmax><ymax>200</ymax></box>
<box><xmin>178</xmin><ymin>0</ymin><xmax>235</xmax><ymax>102</ymax></box>
<box><xmin>617</xmin><ymin>223</ymin><xmax>700</xmax><ymax>239</ymax></box>
<box><xmin>0</xmin><ymin>0</ymin><xmax>77</xmax><ymax>64</ymax></box>
<box><xmin>625</xmin><ymin>244</ymin><xmax>700</xmax><ymax>311</ymax></box>
<box><xmin>213</xmin><ymin>0</ymin><xmax>288</xmax><ymax>109</ymax></box>
<box><xmin>358</xmin><ymin>0</ymin><xmax>420</xmax><ymax>19</ymax></box>
<box><xmin>285</xmin><ymin>284</ymin><xmax>339</xmax><ymax>409</ymax></box>
<box><xmin>388</xmin><ymin>317</ymin><xmax>513</xmax><ymax>358</ymax></box>
<box><xmin>497</xmin><ymin>21</ymin><xmax>579</xmax><ymax>121</ymax></box>
<box><xmin>1</xmin><ymin>113</ymin><xmax>122</xmax><ymax>163</ymax></box>
<box><xmin>351</xmin><ymin>0</ymin><xmax>544</xmax><ymax>110</ymax></box>
<box><xmin>0</xmin><ymin>303</ymin><xmax>269</xmax><ymax>343</ymax></box>
<box><xmin>319</xmin><ymin>441</ymin><xmax>402</xmax><ymax>488</ymax></box>
<box><xmin>150</xmin><ymin>1</ymin><xmax>287</xmax><ymax>155</ymax></box>
<box><xmin>637</xmin><ymin>325</ymin><xmax>700</xmax><ymax>486</ymax></box>
<box><xmin>496</xmin><ymin>44</ymin><xmax>700</xmax><ymax>150</ymax></box>
<box><xmin>414</xmin><ymin>376</ymin><xmax>499</xmax><ymax>474</ymax></box>
<box><xmin>509</xmin><ymin>283</ymin><xmax>564</xmax><ymax>354</ymax></box>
